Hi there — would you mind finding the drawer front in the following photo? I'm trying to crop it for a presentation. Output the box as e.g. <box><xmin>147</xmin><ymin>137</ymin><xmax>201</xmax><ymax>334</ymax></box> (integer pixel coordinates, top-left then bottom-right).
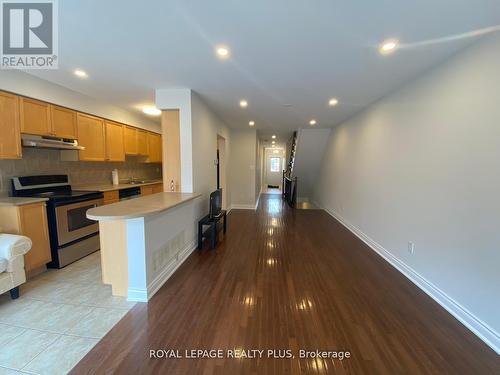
<box><xmin>103</xmin><ymin>190</ymin><xmax>119</xmax><ymax>204</ymax></box>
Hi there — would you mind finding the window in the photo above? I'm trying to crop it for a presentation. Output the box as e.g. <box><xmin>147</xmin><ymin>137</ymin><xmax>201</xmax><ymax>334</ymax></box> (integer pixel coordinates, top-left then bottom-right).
<box><xmin>270</xmin><ymin>157</ymin><xmax>280</xmax><ymax>172</ymax></box>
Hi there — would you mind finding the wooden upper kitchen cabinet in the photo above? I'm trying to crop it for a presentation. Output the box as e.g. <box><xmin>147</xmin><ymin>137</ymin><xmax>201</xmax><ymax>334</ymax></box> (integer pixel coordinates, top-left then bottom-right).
<box><xmin>20</xmin><ymin>97</ymin><xmax>52</xmax><ymax>136</ymax></box>
<box><xmin>137</xmin><ymin>129</ymin><xmax>148</xmax><ymax>155</ymax></box>
<box><xmin>77</xmin><ymin>113</ymin><xmax>106</xmax><ymax>161</ymax></box>
<box><xmin>124</xmin><ymin>126</ymin><xmax>138</xmax><ymax>155</ymax></box>
<box><xmin>0</xmin><ymin>91</ymin><xmax>22</xmax><ymax>159</ymax></box>
<box><xmin>147</xmin><ymin>132</ymin><xmax>162</xmax><ymax>163</ymax></box>
<box><xmin>50</xmin><ymin>105</ymin><xmax>77</xmax><ymax>139</ymax></box>
<box><xmin>0</xmin><ymin>202</ymin><xmax>51</xmax><ymax>272</ymax></box>
<box><xmin>105</xmin><ymin>121</ymin><xmax>125</xmax><ymax>161</ymax></box>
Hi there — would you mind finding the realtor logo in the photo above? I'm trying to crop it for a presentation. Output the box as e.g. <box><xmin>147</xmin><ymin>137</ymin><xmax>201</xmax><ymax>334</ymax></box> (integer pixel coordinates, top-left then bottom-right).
<box><xmin>1</xmin><ymin>0</ymin><xmax>58</xmax><ymax>69</ymax></box>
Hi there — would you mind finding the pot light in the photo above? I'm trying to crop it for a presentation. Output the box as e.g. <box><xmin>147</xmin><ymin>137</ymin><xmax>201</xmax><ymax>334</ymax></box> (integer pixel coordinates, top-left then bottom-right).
<box><xmin>328</xmin><ymin>98</ymin><xmax>338</xmax><ymax>107</ymax></box>
<box><xmin>215</xmin><ymin>45</ymin><xmax>230</xmax><ymax>59</ymax></box>
<box><xmin>142</xmin><ymin>106</ymin><xmax>161</xmax><ymax>116</ymax></box>
<box><xmin>74</xmin><ymin>69</ymin><xmax>88</xmax><ymax>78</ymax></box>
<box><xmin>379</xmin><ymin>39</ymin><xmax>399</xmax><ymax>55</ymax></box>
<box><xmin>249</xmin><ymin>121</ymin><xmax>255</xmax><ymax>126</ymax></box>
<box><xmin>272</xmin><ymin>135</ymin><xmax>276</xmax><ymax>139</ymax></box>
<box><xmin>239</xmin><ymin>100</ymin><xmax>248</xmax><ymax>108</ymax></box>
<box><xmin>272</xmin><ymin>141</ymin><xmax>275</xmax><ymax>144</ymax></box>
<box><xmin>309</xmin><ymin>119</ymin><xmax>317</xmax><ymax>126</ymax></box>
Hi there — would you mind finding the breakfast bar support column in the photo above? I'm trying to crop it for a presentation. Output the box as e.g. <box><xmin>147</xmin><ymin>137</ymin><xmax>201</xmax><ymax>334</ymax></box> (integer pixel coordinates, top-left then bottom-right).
<box><xmin>87</xmin><ymin>192</ymin><xmax>202</xmax><ymax>303</ymax></box>
<box><xmin>126</xmin><ymin>218</ymin><xmax>148</xmax><ymax>302</ymax></box>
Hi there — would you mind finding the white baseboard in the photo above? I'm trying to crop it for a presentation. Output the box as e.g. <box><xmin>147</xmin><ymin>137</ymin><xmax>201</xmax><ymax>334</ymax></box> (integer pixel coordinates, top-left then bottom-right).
<box><xmin>319</xmin><ymin>205</ymin><xmax>500</xmax><ymax>355</ymax></box>
<box><xmin>127</xmin><ymin>288</ymin><xmax>148</xmax><ymax>302</ymax></box>
<box><xmin>255</xmin><ymin>193</ymin><xmax>261</xmax><ymax>210</ymax></box>
<box><xmin>230</xmin><ymin>204</ymin><xmax>256</xmax><ymax>210</ymax></box>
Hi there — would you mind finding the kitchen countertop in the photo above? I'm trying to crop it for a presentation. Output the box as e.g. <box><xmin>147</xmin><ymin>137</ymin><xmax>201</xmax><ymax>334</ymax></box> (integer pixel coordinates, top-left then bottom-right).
<box><xmin>0</xmin><ymin>197</ymin><xmax>49</xmax><ymax>206</ymax></box>
<box><xmin>73</xmin><ymin>180</ymin><xmax>163</xmax><ymax>192</ymax></box>
<box><xmin>86</xmin><ymin>192</ymin><xmax>201</xmax><ymax>221</ymax></box>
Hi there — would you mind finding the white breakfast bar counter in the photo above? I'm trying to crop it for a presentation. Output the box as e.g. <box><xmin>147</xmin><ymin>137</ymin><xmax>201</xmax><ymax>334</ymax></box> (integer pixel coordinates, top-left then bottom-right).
<box><xmin>87</xmin><ymin>192</ymin><xmax>202</xmax><ymax>302</ymax></box>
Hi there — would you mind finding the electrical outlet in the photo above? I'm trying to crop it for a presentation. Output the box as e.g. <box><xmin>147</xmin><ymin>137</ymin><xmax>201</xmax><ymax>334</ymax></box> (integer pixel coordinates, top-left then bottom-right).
<box><xmin>408</xmin><ymin>241</ymin><xmax>415</xmax><ymax>255</ymax></box>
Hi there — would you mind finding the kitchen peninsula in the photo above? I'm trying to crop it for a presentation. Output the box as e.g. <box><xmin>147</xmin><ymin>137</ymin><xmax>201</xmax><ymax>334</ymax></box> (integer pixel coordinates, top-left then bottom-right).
<box><xmin>87</xmin><ymin>191</ymin><xmax>201</xmax><ymax>302</ymax></box>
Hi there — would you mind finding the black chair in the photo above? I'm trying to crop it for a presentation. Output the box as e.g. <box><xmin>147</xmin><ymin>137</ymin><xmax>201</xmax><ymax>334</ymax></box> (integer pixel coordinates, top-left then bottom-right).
<box><xmin>198</xmin><ymin>189</ymin><xmax>227</xmax><ymax>250</ymax></box>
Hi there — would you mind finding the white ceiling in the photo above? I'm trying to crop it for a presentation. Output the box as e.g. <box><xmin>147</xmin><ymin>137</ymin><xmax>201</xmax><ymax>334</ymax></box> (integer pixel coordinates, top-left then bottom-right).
<box><xmin>29</xmin><ymin>0</ymin><xmax>500</xmax><ymax>136</ymax></box>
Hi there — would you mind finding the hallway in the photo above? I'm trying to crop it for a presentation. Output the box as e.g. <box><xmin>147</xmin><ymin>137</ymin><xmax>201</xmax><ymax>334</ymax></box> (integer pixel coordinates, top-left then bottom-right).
<box><xmin>72</xmin><ymin>195</ymin><xmax>499</xmax><ymax>374</ymax></box>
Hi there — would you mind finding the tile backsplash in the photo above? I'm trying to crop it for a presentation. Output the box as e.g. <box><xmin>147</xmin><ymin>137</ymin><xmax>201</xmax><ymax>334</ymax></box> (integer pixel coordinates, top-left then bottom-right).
<box><xmin>0</xmin><ymin>148</ymin><xmax>162</xmax><ymax>196</ymax></box>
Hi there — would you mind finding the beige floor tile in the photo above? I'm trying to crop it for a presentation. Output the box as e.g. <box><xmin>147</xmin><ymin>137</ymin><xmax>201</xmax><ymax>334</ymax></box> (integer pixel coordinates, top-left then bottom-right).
<box><xmin>0</xmin><ymin>367</ymin><xmax>29</xmax><ymax>375</ymax></box>
<box><xmin>0</xmin><ymin>324</ymin><xmax>25</xmax><ymax>346</ymax></box>
<box><xmin>67</xmin><ymin>307</ymin><xmax>128</xmax><ymax>338</ymax></box>
<box><xmin>72</xmin><ymin>284</ymin><xmax>135</xmax><ymax>309</ymax></box>
<box><xmin>0</xmin><ymin>251</ymin><xmax>134</xmax><ymax>373</ymax></box>
<box><xmin>25</xmin><ymin>304</ymin><xmax>94</xmax><ymax>333</ymax></box>
<box><xmin>0</xmin><ymin>299</ymin><xmax>52</xmax><ymax>326</ymax></box>
<box><xmin>23</xmin><ymin>335</ymin><xmax>98</xmax><ymax>375</ymax></box>
<box><xmin>0</xmin><ymin>329</ymin><xmax>59</xmax><ymax>370</ymax></box>
<box><xmin>22</xmin><ymin>281</ymin><xmax>89</xmax><ymax>304</ymax></box>
<box><xmin>0</xmin><ymin>300</ymin><xmax>61</xmax><ymax>329</ymax></box>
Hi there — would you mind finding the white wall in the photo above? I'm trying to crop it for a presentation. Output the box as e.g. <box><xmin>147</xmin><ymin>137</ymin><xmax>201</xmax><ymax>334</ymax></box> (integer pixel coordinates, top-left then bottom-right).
<box><xmin>191</xmin><ymin>92</ymin><xmax>230</xmax><ymax>209</ymax></box>
<box><xmin>229</xmin><ymin>129</ymin><xmax>257</xmax><ymax>208</ymax></box>
<box><xmin>0</xmin><ymin>70</ymin><xmax>160</xmax><ymax>132</ymax></box>
<box><xmin>313</xmin><ymin>34</ymin><xmax>500</xmax><ymax>352</ymax></box>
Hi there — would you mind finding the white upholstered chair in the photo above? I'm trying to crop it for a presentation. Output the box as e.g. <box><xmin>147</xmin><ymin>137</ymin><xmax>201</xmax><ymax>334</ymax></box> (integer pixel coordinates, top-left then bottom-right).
<box><xmin>0</xmin><ymin>234</ymin><xmax>32</xmax><ymax>299</ymax></box>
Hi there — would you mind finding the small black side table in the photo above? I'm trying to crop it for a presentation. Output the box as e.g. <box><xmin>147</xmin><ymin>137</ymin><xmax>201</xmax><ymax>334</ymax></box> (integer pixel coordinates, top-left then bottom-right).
<box><xmin>198</xmin><ymin>211</ymin><xmax>227</xmax><ymax>250</ymax></box>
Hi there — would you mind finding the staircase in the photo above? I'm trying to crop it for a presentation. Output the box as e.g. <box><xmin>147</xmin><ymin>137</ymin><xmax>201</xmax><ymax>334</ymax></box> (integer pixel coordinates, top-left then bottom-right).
<box><xmin>283</xmin><ymin>132</ymin><xmax>298</xmax><ymax>207</ymax></box>
<box><xmin>284</xmin><ymin>128</ymin><xmax>331</xmax><ymax>206</ymax></box>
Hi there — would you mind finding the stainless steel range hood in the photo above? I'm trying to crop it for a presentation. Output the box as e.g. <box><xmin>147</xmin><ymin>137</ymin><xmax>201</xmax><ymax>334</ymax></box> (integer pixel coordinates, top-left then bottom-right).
<box><xmin>21</xmin><ymin>134</ymin><xmax>85</xmax><ymax>150</ymax></box>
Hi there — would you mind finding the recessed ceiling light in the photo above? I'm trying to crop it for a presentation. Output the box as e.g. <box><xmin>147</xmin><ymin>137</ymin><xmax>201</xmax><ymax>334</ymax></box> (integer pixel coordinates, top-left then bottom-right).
<box><xmin>215</xmin><ymin>45</ymin><xmax>230</xmax><ymax>59</ymax></box>
<box><xmin>240</xmin><ymin>100</ymin><xmax>248</xmax><ymax>108</ymax></box>
<box><xmin>309</xmin><ymin>119</ymin><xmax>317</xmax><ymax>126</ymax></box>
<box><xmin>272</xmin><ymin>141</ymin><xmax>275</xmax><ymax>144</ymax></box>
<box><xmin>74</xmin><ymin>69</ymin><xmax>88</xmax><ymax>78</ymax></box>
<box><xmin>142</xmin><ymin>106</ymin><xmax>161</xmax><ymax>116</ymax></box>
<box><xmin>271</xmin><ymin>135</ymin><xmax>276</xmax><ymax>139</ymax></box>
<box><xmin>249</xmin><ymin>121</ymin><xmax>255</xmax><ymax>126</ymax></box>
<box><xmin>328</xmin><ymin>98</ymin><xmax>338</xmax><ymax>107</ymax></box>
<box><xmin>379</xmin><ymin>39</ymin><xmax>399</xmax><ymax>55</ymax></box>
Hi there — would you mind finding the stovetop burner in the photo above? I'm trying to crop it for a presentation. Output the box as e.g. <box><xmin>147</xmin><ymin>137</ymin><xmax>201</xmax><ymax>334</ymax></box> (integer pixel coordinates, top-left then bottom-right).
<box><xmin>11</xmin><ymin>175</ymin><xmax>103</xmax><ymax>205</ymax></box>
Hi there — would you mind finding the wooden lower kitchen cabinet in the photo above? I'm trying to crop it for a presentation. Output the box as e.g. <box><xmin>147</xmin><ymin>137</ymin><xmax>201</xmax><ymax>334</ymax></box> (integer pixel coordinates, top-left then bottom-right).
<box><xmin>140</xmin><ymin>186</ymin><xmax>154</xmax><ymax>196</ymax></box>
<box><xmin>141</xmin><ymin>183</ymin><xmax>163</xmax><ymax>196</ymax></box>
<box><xmin>103</xmin><ymin>191</ymin><xmax>119</xmax><ymax>205</ymax></box>
<box><xmin>0</xmin><ymin>202</ymin><xmax>51</xmax><ymax>272</ymax></box>
<box><xmin>152</xmin><ymin>183</ymin><xmax>163</xmax><ymax>193</ymax></box>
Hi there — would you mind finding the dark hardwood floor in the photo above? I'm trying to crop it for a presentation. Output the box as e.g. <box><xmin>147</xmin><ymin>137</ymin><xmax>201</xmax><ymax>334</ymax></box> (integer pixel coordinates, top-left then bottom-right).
<box><xmin>72</xmin><ymin>195</ymin><xmax>499</xmax><ymax>374</ymax></box>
